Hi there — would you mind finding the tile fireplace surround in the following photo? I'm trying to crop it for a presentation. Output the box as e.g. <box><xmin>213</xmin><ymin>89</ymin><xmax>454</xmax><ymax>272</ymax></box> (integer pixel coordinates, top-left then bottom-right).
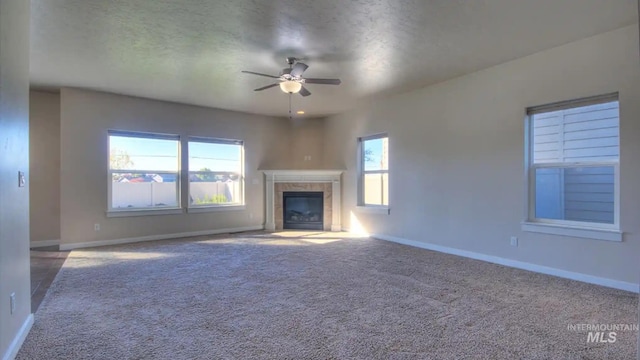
<box><xmin>262</xmin><ymin>170</ymin><xmax>343</xmax><ymax>232</ymax></box>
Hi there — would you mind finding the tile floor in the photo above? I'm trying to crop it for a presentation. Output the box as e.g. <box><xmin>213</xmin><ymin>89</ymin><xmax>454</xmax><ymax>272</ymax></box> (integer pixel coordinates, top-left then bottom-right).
<box><xmin>30</xmin><ymin>246</ymin><xmax>69</xmax><ymax>312</ymax></box>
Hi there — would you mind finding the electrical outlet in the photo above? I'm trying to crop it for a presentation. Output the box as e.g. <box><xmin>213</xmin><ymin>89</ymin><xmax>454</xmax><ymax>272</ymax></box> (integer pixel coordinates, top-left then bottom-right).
<box><xmin>248</xmin><ymin>213</ymin><xmax>254</xmax><ymax>220</ymax></box>
<box><xmin>252</xmin><ymin>178</ymin><xmax>259</xmax><ymax>185</ymax></box>
<box><xmin>510</xmin><ymin>236</ymin><xmax>518</xmax><ymax>247</ymax></box>
<box><xmin>10</xmin><ymin>293</ymin><xmax>15</xmax><ymax>314</ymax></box>
<box><xmin>94</xmin><ymin>223</ymin><xmax>100</xmax><ymax>231</ymax></box>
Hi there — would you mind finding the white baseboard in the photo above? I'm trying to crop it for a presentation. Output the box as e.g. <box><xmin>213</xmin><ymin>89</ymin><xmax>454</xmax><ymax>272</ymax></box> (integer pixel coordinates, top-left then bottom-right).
<box><xmin>372</xmin><ymin>233</ymin><xmax>639</xmax><ymax>294</ymax></box>
<box><xmin>2</xmin><ymin>314</ymin><xmax>33</xmax><ymax>360</ymax></box>
<box><xmin>59</xmin><ymin>225</ymin><xmax>264</xmax><ymax>250</ymax></box>
<box><xmin>30</xmin><ymin>239</ymin><xmax>60</xmax><ymax>248</ymax></box>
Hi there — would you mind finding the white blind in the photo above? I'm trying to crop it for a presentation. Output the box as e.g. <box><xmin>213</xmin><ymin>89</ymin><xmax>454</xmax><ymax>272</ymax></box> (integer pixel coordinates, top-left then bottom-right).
<box><xmin>532</xmin><ymin>100</ymin><xmax>619</xmax><ymax>164</ymax></box>
<box><xmin>108</xmin><ymin>130</ymin><xmax>180</xmax><ymax>141</ymax></box>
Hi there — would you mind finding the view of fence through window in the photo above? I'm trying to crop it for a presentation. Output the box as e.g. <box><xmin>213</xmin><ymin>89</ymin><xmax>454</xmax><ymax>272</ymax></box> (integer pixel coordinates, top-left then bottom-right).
<box><xmin>362</xmin><ymin>136</ymin><xmax>389</xmax><ymax>206</ymax></box>
<box><xmin>109</xmin><ymin>132</ymin><xmax>180</xmax><ymax>209</ymax></box>
<box><xmin>188</xmin><ymin>138</ymin><xmax>243</xmax><ymax>206</ymax></box>
<box><xmin>108</xmin><ymin>133</ymin><xmax>244</xmax><ymax>210</ymax></box>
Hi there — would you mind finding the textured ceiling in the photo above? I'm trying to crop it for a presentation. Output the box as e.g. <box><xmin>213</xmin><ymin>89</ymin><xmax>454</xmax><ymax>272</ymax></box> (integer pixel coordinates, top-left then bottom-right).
<box><xmin>31</xmin><ymin>0</ymin><xmax>638</xmax><ymax>117</ymax></box>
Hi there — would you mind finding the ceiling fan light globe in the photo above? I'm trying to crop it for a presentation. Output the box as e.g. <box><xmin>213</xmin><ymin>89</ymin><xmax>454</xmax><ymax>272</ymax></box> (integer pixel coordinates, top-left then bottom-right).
<box><xmin>280</xmin><ymin>81</ymin><xmax>302</xmax><ymax>94</ymax></box>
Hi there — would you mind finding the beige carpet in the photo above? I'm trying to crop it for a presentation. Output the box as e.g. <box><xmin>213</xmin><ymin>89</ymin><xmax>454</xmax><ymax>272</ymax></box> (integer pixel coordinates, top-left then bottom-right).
<box><xmin>18</xmin><ymin>232</ymin><xmax>638</xmax><ymax>359</ymax></box>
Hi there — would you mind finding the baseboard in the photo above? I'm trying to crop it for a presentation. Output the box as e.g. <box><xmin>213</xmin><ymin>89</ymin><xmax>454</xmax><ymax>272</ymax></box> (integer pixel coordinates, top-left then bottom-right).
<box><xmin>2</xmin><ymin>314</ymin><xmax>33</xmax><ymax>360</ymax></box>
<box><xmin>30</xmin><ymin>239</ymin><xmax>60</xmax><ymax>248</ymax></box>
<box><xmin>372</xmin><ymin>233</ymin><xmax>640</xmax><ymax>294</ymax></box>
<box><xmin>59</xmin><ymin>225</ymin><xmax>264</xmax><ymax>250</ymax></box>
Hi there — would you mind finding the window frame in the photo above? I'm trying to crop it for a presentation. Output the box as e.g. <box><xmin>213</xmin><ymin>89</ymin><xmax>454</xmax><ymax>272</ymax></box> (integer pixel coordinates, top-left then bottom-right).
<box><xmin>186</xmin><ymin>136</ymin><xmax>245</xmax><ymax>212</ymax></box>
<box><xmin>107</xmin><ymin>130</ymin><xmax>183</xmax><ymax>216</ymax></box>
<box><xmin>522</xmin><ymin>93</ymin><xmax>622</xmax><ymax>241</ymax></box>
<box><xmin>357</xmin><ymin>133</ymin><xmax>390</xmax><ymax>214</ymax></box>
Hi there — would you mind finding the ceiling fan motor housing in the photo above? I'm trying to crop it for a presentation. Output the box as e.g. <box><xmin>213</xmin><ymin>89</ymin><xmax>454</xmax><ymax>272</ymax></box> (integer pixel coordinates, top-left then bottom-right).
<box><xmin>242</xmin><ymin>58</ymin><xmax>340</xmax><ymax>97</ymax></box>
<box><xmin>285</xmin><ymin>56</ymin><xmax>297</xmax><ymax>65</ymax></box>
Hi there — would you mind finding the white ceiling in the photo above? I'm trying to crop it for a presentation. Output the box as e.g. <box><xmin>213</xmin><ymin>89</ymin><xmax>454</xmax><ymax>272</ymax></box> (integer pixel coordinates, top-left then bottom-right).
<box><xmin>31</xmin><ymin>0</ymin><xmax>638</xmax><ymax>117</ymax></box>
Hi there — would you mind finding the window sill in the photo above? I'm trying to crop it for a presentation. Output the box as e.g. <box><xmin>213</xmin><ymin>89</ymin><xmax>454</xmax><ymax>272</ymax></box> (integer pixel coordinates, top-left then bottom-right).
<box><xmin>521</xmin><ymin>222</ymin><xmax>622</xmax><ymax>242</ymax></box>
<box><xmin>107</xmin><ymin>208</ymin><xmax>184</xmax><ymax>218</ymax></box>
<box><xmin>187</xmin><ymin>205</ymin><xmax>246</xmax><ymax>213</ymax></box>
<box><xmin>356</xmin><ymin>206</ymin><xmax>390</xmax><ymax>215</ymax></box>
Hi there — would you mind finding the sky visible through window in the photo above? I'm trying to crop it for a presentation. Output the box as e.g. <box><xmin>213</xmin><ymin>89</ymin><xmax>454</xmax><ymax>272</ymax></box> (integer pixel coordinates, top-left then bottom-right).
<box><xmin>364</xmin><ymin>137</ymin><xmax>388</xmax><ymax>171</ymax></box>
<box><xmin>188</xmin><ymin>142</ymin><xmax>240</xmax><ymax>172</ymax></box>
<box><xmin>109</xmin><ymin>136</ymin><xmax>241</xmax><ymax>172</ymax></box>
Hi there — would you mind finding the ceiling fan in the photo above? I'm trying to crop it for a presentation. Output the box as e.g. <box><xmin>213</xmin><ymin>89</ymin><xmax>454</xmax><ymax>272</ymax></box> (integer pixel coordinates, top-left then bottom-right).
<box><xmin>241</xmin><ymin>57</ymin><xmax>341</xmax><ymax>97</ymax></box>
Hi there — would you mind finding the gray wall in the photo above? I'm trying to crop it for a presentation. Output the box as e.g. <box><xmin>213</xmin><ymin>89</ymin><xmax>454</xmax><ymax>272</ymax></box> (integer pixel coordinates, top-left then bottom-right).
<box><xmin>30</xmin><ymin>91</ymin><xmax>61</xmax><ymax>244</ymax></box>
<box><xmin>59</xmin><ymin>88</ymin><xmax>294</xmax><ymax>246</ymax></box>
<box><xmin>289</xmin><ymin>117</ymin><xmax>325</xmax><ymax>169</ymax></box>
<box><xmin>0</xmin><ymin>0</ymin><xmax>32</xmax><ymax>358</ymax></box>
<box><xmin>324</xmin><ymin>25</ymin><xmax>640</xmax><ymax>285</ymax></box>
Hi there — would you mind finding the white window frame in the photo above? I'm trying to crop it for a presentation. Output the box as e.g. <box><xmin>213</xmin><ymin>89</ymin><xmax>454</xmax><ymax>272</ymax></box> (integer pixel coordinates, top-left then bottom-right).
<box><xmin>107</xmin><ymin>130</ymin><xmax>182</xmax><ymax>217</ymax></box>
<box><xmin>522</xmin><ymin>93</ymin><xmax>622</xmax><ymax>241</ymax></box>
<box><xmin>186</xmin><ymin>136</ymin><xmax>245</xmax><ymax>213</ymax></box>
<box><xmin>356</xmin><ymin>133</ymin><xmax>390</xmax><ymax>214</ymax></box>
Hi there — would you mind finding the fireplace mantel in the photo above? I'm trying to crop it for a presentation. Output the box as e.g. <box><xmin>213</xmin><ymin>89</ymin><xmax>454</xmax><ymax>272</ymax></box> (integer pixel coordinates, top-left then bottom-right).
<box><xmin>262</xmin><ymin>170</ymin><xmax>343</xmax><ymax>231</ymax></box>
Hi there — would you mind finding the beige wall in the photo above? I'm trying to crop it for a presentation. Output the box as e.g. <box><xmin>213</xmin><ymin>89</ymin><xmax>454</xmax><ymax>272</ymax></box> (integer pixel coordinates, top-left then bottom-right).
<box><xmin>59</xmin><ymin>88</ymin><xmax>293</xmax><ymax>246</ymax></box>
<box><xmin>637</xmin><ymin>7</ymin><xmax>640</xmax><ymax>360</ymax></box>
<box><xmin>0</xmin><ymin>0</ymin><xmax>32</xmax><ymax>358</ymax></box>
<box><xmin>324</xmin><ymin>25</ymin><xmax>640</xmax><ymax>285</ymax></box>
<box><xmin>289</xmin><ymin>117</ymin><xmax>325</xmax><ymax>169</ymax></box>
<box><xmin>30</xmin><ymin>91</ymin><xmax>61</xmax><ymax>244</ymax></box>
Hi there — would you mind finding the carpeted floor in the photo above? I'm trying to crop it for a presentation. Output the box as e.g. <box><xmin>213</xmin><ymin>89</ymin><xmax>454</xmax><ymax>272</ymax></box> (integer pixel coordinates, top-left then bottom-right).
<box><xmin>18</xmin><ymin>232</ymin><xmax>638</xmax><ymax>359</ymax></box>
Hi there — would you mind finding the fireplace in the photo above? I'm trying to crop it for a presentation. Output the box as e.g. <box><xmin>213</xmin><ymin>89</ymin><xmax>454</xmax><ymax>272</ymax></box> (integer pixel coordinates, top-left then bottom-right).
<box><xmin>283</xmin><ymin>192</ymin><xmax>324</xmax><ymax>230</ymax></box>
<box><xmin>262</xmin><ymin>170</ymin><xmax>343</xmax><ymax>232</ymax></box>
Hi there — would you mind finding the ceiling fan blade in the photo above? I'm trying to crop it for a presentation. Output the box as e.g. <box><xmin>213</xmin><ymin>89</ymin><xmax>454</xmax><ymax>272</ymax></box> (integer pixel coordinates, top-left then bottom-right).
<box><xmin>290</xmin><ymin>62</ymin><xmax>309</xmax><ymax>77</ymax></box>
<box><xmin>242</xmin><ymin>70</ymin><xmax>280</xmax><ymax>79</ymax></box>
<box><xmin>254</xmin><ymin>83</ymin><xmax>279</xmax><ymax>91</ymax></box>
<box><xmin>303</xmin><ymin>78</ymin><xmax>341</xmax><ymax>85</ymax></box>
<box><xmin>299</xmin><ymin>86</ymin><xmax>311</xmax><ymax>97</ymax></box>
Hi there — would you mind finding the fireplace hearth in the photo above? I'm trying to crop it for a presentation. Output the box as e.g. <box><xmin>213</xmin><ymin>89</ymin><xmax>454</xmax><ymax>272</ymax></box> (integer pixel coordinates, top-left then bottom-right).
<box><xmin>283</xmin><ymin>192</ymin><xmax>324</xmax><ymax>230</ymax></box>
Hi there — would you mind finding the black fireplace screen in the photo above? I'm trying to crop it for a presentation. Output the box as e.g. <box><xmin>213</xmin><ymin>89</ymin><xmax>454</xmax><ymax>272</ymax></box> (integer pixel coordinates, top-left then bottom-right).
<box><xmin>283</xmin><ymin>191</ymin><xmax>323</xmax><ymax>230</ymax></box>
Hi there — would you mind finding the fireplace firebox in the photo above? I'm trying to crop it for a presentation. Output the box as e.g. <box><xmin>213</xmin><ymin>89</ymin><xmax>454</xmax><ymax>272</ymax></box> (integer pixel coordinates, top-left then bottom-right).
<box><xmin>283</xmin><ymin>191</ymin><xmax>323</xmax><ymax>230</ymax></box>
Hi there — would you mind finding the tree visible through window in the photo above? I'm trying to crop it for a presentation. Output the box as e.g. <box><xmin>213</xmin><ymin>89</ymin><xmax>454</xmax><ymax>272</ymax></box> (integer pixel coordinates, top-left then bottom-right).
<box><xmin>109</xmin><ymin>148</ymin><xmax>134</xmax><ymax>170</ymax></box>
<box><xmin>108</xmin><ymin>131</ymin><xmax>180</xmax><ymax>210</ymax></box>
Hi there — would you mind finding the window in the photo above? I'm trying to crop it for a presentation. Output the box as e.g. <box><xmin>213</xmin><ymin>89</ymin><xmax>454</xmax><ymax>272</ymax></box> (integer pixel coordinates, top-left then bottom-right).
<box><xmin>358</xmin><ymin>134</ymin><xmax>389</xmax><ymax>209</ymax></box>
<box><xmin>525</xmin><ymin>93</ymin><xmax>620</xmax><ymax>240</ymax></box>
<box><xmin>108</xmin><ymin>131</ymin><xmax>180</xmax><ymax>212</ymax></box>
<box><xmin>188</xmin><ymin>137</ymin><xmax>244</xmax><ymax>207</ymax></box>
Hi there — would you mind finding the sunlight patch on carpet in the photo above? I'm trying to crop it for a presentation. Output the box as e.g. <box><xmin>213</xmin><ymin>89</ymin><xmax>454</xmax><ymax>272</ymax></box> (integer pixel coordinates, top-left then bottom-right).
<box><xmin>64</xmin><ymin>251</ymin><xmax>176</xmax><ymax>268</ymax></box>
